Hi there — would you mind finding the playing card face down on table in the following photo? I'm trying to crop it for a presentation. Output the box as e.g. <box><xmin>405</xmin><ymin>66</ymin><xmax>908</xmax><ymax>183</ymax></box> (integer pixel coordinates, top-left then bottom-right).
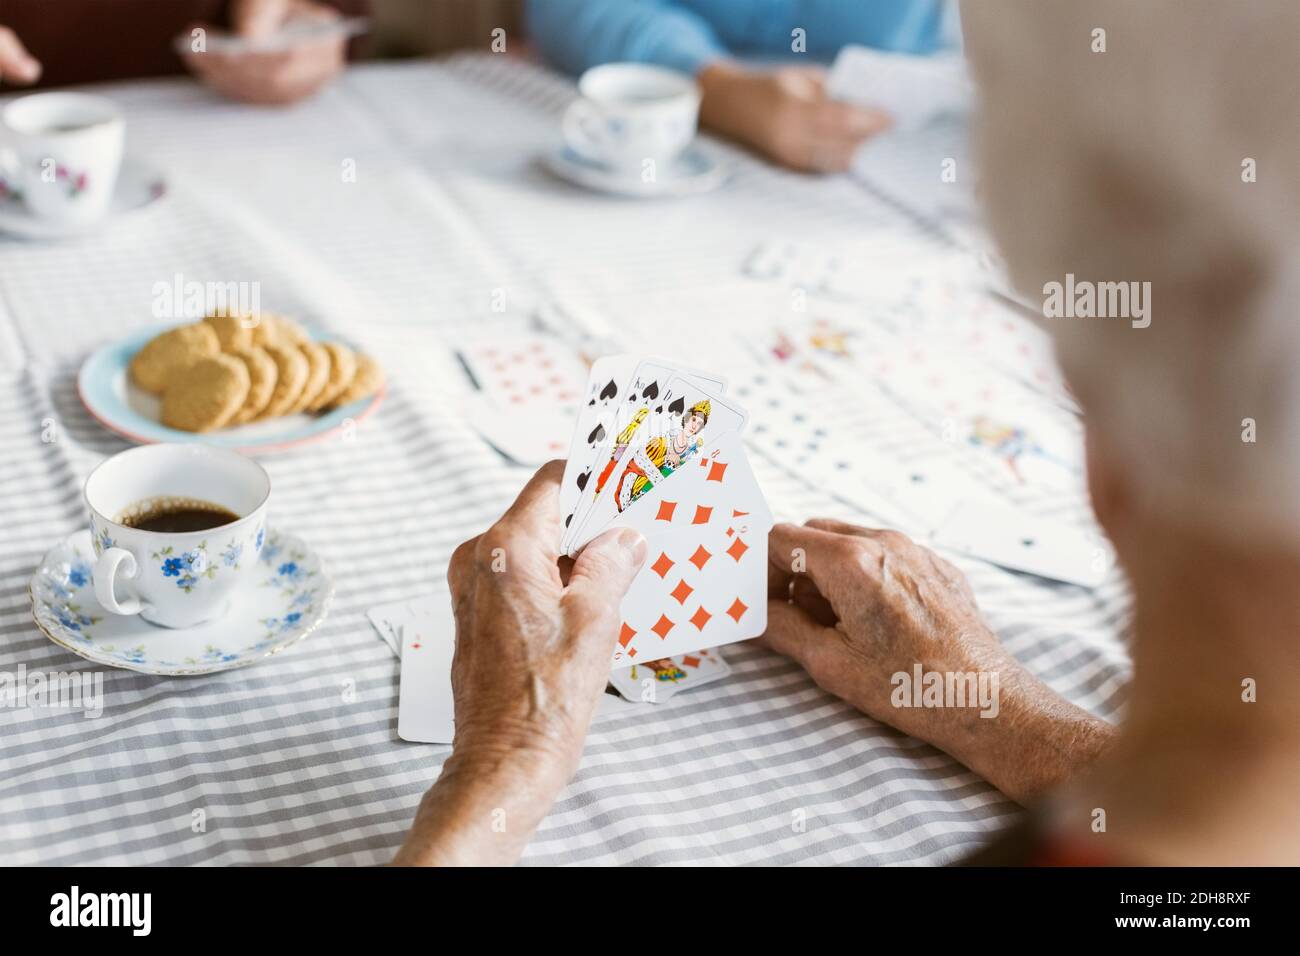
<box><xmin>608</xmin><ymin>647</ymin><xmax>731</xmax><ymax>703</ymax></box>
<box><xmin>598</xmin><ymin>429</ymin><xmax>773</xmax><ymax>667</ymax></box>
<box><xmin>931</xmin><ymin>498</ymin><xmax>1107</xmax><ymax>588</ymax></box>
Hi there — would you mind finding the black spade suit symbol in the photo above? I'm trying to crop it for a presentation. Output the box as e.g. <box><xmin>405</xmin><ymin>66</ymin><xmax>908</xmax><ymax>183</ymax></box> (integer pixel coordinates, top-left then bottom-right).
<box><xmin>587</xmin><ymin>424</ymin><xmax>605</xmax><ymax>445</ymax></box>
<box><xmin>599</xmin><ymin>379</ymin><xmax>618</xmax><ymax>401</ymax></box>
<box><xmin>576</xmin><ymin>470</ymin><xmax>590</xmax><ymax>492</ymax></box>
<box><xmin>565</xmin><ymin>513</ymin><xmax>573</xmax><ymax>528</ymax></box>
<box><xmin>642</xmin><ymin>381</ymin><xmax>659</xmax><ymax>400</ymax></box>
<box><xmin>668</xmin><ymin>396</ymin><xmax>685</xmax><ymax>415</ymax></box>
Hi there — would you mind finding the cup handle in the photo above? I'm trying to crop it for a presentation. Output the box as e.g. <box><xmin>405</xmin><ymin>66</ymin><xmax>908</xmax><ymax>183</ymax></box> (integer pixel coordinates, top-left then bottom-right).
<box><xmin>94</xmin><ymin>547</ymin><xmax>146</xmax><ymax>616</ymax></box>
<box><xmin>562</xmin><ymin>100</ymin><xmax>608</xmax><ymax>161</ymax></box>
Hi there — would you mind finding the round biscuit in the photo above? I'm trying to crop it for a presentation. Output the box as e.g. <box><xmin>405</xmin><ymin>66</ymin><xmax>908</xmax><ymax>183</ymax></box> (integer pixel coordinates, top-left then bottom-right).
<box><xmin>249</xmin><ymin>313</ymin><xmax>310</xmax><ymax>348</ymax></box>
<box><xmin>327</xmin><ymin>352</ymin><xmax>384</xmax><ymax>409</ymax></box>
<box><xmin>160</xmin><ymin>354</ymin><xmax>249</xmax><ymax>432</ymax></box>
<box><xmin>204</xmin><ymin>312</ymin><xmax>254</xmax><ymax>352</ymax></box>
<box><xmin>257</xmin><ymin>343</ymin><xmax>309</xmax><ymax>419</ymax></box>
<box><xmin>309</xmin><ymin>342</ymin><xmax>357</xmax><ymax>411</ymax></box>
<box><xmin>128</xmin><ymin>322</ymin><xmax>220</xmax><ymax>395</ymax></box>
<box><xmin>227</xmin><ymin>346</ymin><xmax>278</xmax><ymax>425</ymax></box>
<box><xmin>273</xmin><ymin>315</ymin><xmax>311</xmax><ymax>346</ymax></box>
<box><xmin>290</xmin><ymin>341</ymin><xmax>330</xmax><ymax>414</ymax></box>
<box><xmin>249</xmin><ymin>314</ymin><xmax>280</xmax><ymax>347</ymax></box>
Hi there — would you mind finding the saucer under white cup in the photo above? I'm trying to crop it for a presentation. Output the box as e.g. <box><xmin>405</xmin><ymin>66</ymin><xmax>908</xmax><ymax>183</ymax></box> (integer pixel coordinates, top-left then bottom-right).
<box><xmin>562</xmin><ymin>63</ymin><xmax>701</xmax><ymax>171</ymax></box>
<box><xmin>30</xmin><ymin>527</ymin><xmax>333</xmax><ymax>676</ymax></box>
<box><xmin>542</xmin><ymin>142</ymin><xmax>728</xmax><ymax>198</ymax></box>
<box><xmin>0</xmin><ymin>92</ymin><xmax>125</xmax><ymax>226</ymax></box>
<box><xmin>26</xmin><ymin>443</ymin><xmax>334</xmax><ymax>675</ymax></box>
<box><xmin>0</xmin><ymin>155</ymin><xmax>165</xmax><ymax>239</ymax></box>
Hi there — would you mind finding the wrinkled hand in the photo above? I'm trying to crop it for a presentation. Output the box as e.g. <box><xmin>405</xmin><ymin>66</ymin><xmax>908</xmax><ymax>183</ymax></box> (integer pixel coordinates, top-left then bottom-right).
<box><xmin>699</xmin><ymin>63</ymin><xmax>891</xmax><ymax>172</ymax></box>
<box><xmin>445</xmin><ymin>460</ymin><xmax>647</xmax><ymax>775</ymax></box>
<box><xmin>763</xmin><ymin>519</ymin><xmax>1005</xmax><ymax>730</ymax></box>
<box><xmin>761</xmin><ymin>519</ymin><xmax>1115</xmax><ymax>801</ymax></box>
<box><xmin>390</xmin><ymin>463</ymin><xmax>644</xmax><ymax>868</ymax></box>
<box><xmin>395</xmin><ymin>461</ymin><xmax>647</xmax><ymax>865</ymax></box>
<box><xmin>0</xmin><ymin>25</ymin><xmax>41</xmax><ymax>85</ymax></box>
<box><xmin>183</xmin><ymin>0</ymin><xmax>345</xmax><ymax>106</ymax></box>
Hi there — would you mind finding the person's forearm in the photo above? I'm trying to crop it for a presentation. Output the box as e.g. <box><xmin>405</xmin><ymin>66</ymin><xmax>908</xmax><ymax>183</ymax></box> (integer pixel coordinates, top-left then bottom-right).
<box><xmin>393</xmin><ymin>749</ymin><xmax>570</xmax><ymax>866</ymax></box>
<box><xmin>917</xmin><ymin>660</ymin><xmax>1117</xmax><ymax>804</ymax></box>
<box><xmin>697</xmin><ymin>61</ymin><xmax>756</xmax><ymax>148</ymax></box>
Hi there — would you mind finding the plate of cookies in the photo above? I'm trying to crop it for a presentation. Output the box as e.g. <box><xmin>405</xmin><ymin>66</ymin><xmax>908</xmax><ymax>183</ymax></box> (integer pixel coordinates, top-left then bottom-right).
<box><xmin>78</xmin><ymin>312</ymin><xmax>386</xmax><ymax>454</ymax></box>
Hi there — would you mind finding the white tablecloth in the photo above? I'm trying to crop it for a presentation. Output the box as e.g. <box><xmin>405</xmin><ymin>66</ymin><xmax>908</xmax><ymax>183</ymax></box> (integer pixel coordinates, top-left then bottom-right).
<box><xmin>0</xmin><ymin>55</ymin><xmax>1131</xmax><ymax>865</ymax></box>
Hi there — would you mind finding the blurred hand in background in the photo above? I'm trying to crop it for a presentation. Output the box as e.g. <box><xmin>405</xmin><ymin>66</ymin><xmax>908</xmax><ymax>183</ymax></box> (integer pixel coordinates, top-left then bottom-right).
<box><xmin>698</xmin><ymin>62</ymin><xmax>891</xmax><ymax>172</ymax></box>
<box><xmin>0</xmin><ymin>24</ymin><xmax>42</xmax><ymax>85</ymax></box>
<box><xmin>526</xmin><ymin>0</ymin><xmax>950</xmax><ymax>172</ymax></box>
<box><xmin>183</xmin><ymin>0</ymin><xmax>347</xmax><ymax>105</ymax></box>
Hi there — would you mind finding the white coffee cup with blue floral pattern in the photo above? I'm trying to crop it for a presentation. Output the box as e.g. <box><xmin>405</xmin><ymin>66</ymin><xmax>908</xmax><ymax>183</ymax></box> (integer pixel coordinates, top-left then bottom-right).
<box><xmin>84</xmin><ymin>444</ymin><xmax>270</xmax><ymax>629</ymax></box>
<box><xmin>562</xmin><ymin>63</ymin><xmax>700</xmax><ymax>172</ymax></box>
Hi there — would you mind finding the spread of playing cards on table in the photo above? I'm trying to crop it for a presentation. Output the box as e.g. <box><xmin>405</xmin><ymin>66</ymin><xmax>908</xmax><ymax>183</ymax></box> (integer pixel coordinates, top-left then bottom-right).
<box><xmin>2</xmin><ymin>0</ymin><xmax>1291</xmax><ymax>899</ymax></box>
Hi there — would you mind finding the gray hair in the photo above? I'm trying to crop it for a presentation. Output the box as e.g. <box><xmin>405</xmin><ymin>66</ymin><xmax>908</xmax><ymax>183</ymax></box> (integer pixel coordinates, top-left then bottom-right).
<box><xmin>963</xmin><ymin>0</ymin><xmax>1300</xmax><ymax>544</ymax></box>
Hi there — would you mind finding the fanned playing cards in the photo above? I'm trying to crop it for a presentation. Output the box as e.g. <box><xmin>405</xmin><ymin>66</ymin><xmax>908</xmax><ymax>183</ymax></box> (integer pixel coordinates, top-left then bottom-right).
<box><xmin>377</xmin><ymin>352</ymin><xmax>770</xmax><ymax>745</ymax></box>
<box><xmin>559</xmin><ymin>355</ymin><xmax>772</xmax><ymax>667</ymax></box>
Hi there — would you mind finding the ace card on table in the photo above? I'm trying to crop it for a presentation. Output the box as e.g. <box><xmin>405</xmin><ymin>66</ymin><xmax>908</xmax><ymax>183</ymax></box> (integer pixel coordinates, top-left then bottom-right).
<box><xmin>370</xmin><ymin>590</ymin><xmax>457</xmax><ymax>744</ymax></box>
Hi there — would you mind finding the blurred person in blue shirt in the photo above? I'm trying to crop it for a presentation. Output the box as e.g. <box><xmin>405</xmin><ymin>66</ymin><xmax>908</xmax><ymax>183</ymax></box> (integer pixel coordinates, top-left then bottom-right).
<box><xmin>526</xmin><ymin>0</ymin><xmax>956</xmax><ymax>172</ymax></box>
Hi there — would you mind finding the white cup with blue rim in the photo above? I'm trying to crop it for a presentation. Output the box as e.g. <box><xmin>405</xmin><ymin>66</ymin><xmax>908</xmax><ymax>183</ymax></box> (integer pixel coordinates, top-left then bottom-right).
<box><xmin>84</xmin><ymin>445</ymin><xmax>271</xmax><ymax>629</ymax></box>
<box><xmin>0</xmin><ymin>92</ymin><xmax>124</xmax><ymax>225</ymax></box>
<box><xmin>562</xmin><ymin>63</ymin><xmax>700</xmax><ymax>172</ymax></box>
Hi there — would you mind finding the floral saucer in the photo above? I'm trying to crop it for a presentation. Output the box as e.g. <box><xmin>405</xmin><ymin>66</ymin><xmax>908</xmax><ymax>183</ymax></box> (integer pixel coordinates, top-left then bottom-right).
<box><xmin>29</xmin><ymin>528</ymin><xmax>334</xmax><ymax>676</ymax></box>
<box><xmin>0</xmin><ymin>156</ymin><xmax>166</xmax><ymax>240</ymax></box>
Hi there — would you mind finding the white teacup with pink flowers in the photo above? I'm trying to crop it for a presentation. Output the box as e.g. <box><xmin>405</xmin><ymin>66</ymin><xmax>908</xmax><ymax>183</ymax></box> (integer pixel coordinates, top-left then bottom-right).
<box><xmin>1</xmin><ymin>92</ymin><xmax>124</xmax><ymax>225</ymax></box>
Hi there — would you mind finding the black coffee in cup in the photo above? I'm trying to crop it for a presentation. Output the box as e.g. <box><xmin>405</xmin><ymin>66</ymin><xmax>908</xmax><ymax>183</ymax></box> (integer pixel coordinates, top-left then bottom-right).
<box><xmin>118</xmin><ymin>497</ymin><xmax>240</xmax><ymax>533</ymax></box>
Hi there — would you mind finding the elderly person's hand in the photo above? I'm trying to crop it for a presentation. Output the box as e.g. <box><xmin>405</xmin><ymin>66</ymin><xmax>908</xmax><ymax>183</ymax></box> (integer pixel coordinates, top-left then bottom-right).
<box><xmin>394</xmin><ymin>461</ymin><xmax>647</xmax><ymax>866</ymax></box>
<box><xmin>182</xmin><ymin>0</ymin><xmax>345</xmax><ymax>106</ymax></box>
<box><xmin>698</xmin><ymin>63</ymin><xmax>891</xmax><ymax>173</ymax></box>
<box><xmin>762</xmin><ymin>520</ymin><xmax>1115</xmax><ymax>802</ymax></box>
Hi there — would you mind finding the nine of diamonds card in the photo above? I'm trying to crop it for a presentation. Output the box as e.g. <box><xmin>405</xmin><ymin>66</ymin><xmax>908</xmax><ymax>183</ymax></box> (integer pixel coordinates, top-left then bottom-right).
<box><xmin>592</xmin><ymin>427</ymin><xmax>772</xmax><ymax>667</ymax></box>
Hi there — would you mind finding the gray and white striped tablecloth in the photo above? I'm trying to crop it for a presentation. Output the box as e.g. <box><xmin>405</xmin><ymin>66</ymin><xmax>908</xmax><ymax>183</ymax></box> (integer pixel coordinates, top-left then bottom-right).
<box><xmin>0</xmin><ymin>55</ymin><xmax>1131</xmax><ymax>866</ymax></box>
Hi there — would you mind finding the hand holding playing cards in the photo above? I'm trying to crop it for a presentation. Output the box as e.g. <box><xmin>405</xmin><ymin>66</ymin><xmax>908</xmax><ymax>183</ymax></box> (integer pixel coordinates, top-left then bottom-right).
<box><xmin>446</xmin><ymin>462</ymin><xmax>647</xmax><ymax>768</ymax></box>
<box><xmin>394</xmin><ymin>461</ymin><xmax>647</xmax><ymax>866</ymax></box>
<box><xmin>698</xmin><ymin>63</ymin><xmax>891</xmax><ymax>172</ymax></box>
<box><xmin>762</xmin><ymin>520</ymin><xmax>1115</xmax><ymax>803</ymax></box>
<box><xmin>183</xmin><ymin>0</ymin><xmax>346</xmax><ymax>105</ymax></box>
